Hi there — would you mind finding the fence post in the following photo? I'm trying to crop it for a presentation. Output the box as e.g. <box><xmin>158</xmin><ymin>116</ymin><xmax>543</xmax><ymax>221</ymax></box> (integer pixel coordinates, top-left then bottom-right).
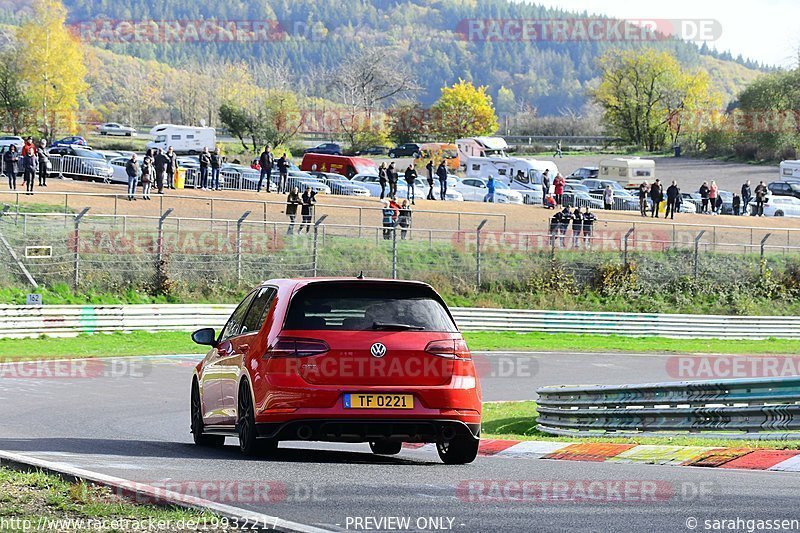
<box><xmin>623</xmin><ymin>227</ymin><xmax>635</xmax><ymax>267</ymax></box>
<box><xmin>237</xmin><ymin>211</ymin><xmax>251</xmax><ymax>285</ymax></box>
<box><xmin>476</xmin><ymin>219</ymin><xmax>488</xmax><ymax>288</ymax></box>
<box><xmin>392</xmin><ymin>222</ymin><xmax>398</xmax><ymax>279</ymax></box>
<box><xmin>358</xmin><ymin>208</ymin><xmax>363</xmax><ymax>238</ymax></box>
<box><xmin>760</xmin><ymin>233</ymin><xmax>772</xmax><ymax>274</ymax></box>
<box><xmin>73</xmin><ymin>208</ymin><xmax>90</xmax><ymax>289</ymax></box>
<box><xmin>156</xmin><ymin>209</ymin><xmax>173</xmax><ymax>272</ymax></box>
<box><xmin>64</xmin><ymin>194</ymin><xmax>69</xmax><ymax>227</ymax></box>
<box><xmin>312</xmin><ymin>215</ymin><xmax>328</xmax><ymax>277</ymax></box>
<box><xmin>693</xmin><ymin>230</ymin><xmax>706</xmax><ymax>279</ymax></box>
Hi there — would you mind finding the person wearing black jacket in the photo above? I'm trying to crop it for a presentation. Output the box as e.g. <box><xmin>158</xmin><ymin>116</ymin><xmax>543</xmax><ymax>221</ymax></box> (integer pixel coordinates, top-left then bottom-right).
<box><xmin>572</xmin><ymin>207</ymin><xmax>583</xmax><ymax>248</ymax></box>
<box><xmin>378</xmin><ymin>162</ymin><xmax>387</xmax><ymax>200</ymax></box>
<box><xmin>257</xmin><ymin>146</ymin><xmax>273</xmax><ymax>193</ymax></box>
<box><xmin>4</xmin><ymin>145</ymin><xmax>18</xmax><ymax>190</ymax></box>
<box><xmin>198</xmin><ymin>147</ymin><xmax>210</xmax><ymax>190</ymax></box>
<box><xmin>741</xmin><ymin>180</ymin><xmax>752</xmax><ymax>216</ymax></box>
<box><xmin>125</xmin><ymin>154</ymin><xmax>139</xmax><ymax>201</ymax></box>
<box><xmin>542</xmin><ymin>169</ymin><xmax>551</xmax><ymax>206</ymax></box>
<box><xmin>285</xmin><ymin>186</ymin><xmax>301</xmax><ymax>234</ymax></box>
<box><xmin>387</xmin><ymin>162</ymin><xmax>398</xmax><ymax>199</ymax></box>
<box><xmin>699</xmin><ymin>181</ymin><xmax>710</xmax><ymax>214</ymax></box>
<box><xmin>404</xmin><ymin>164</ymin><xmax>417</xmax><ymax>205</ymax></box>
<box><xmin>582</xmin><ymin>207</ymin><xmax>597</xmax><ymax>248</ymax></box>
<box><xmin>754</xmin><ymin>181</ymin><xmax>768</xmax><ymax>217</ymax></box>
<box><xmin>154</xmin><ymin>148</ymin><xmax>169</xmax><ymax>194</ymax></box>
<box><xmin>165</xmin><ymin>147</ymin><xmax>178</xmax><ymax>189</ymax></box>
<box><xmin>548</xmin><ymin>210</ymin><xmax>562</xmax><ymax>247</ymax></box>
<box><xmin>141</xmin><ymin>149</ymin><xmax>154</xmax><ymax>200</ymax></box>
<box><xmin>37</xmin><ymin>140</ymin><xmax>49</xmax><ymax>187</ymax></box>
<box><xmin>638</xmin><ymin>182</ymin><xmax>650</xmax><ymax>217</ymax></box>
<box><xmin>426</xmin><ymin>160</ymin><xmax>435</xmax><ymax>200</ymax></box>
<box><xmin>558</xmin><ymin>206</ymin><xmax>572</xmax><ymax>247</ymax></box>
<box><xmin>300</xmin><ymin>186</ymin><xmax>316</xmax><ymax>232</ymax></box>
<box><xmin>209</xmin><ymin>148</ymin><xmax>222</xmax><ymax>191</ymax></box>
<box><xmin>649</xmin><ymin>179</ymin><xmax>664</xmax><ymax>218</ymax></box>
<box><xmin>665</xmin><ymin>180</ymin><xmax>680</xmax><ymax>219</ymax></box>
<box><xmin>436</xmin><ymin>161</ymin><xmax>448</xmax><ymax>200</ymax></box>
<box><xmin>277</xmin><ymin>154</ymin><xmax>290</xmax><ymax>194</ymax></box>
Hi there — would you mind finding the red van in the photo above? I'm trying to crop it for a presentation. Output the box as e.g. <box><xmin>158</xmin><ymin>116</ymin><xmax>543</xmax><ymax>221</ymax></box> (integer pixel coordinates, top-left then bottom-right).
<box><xmin>300</xmin><ymin>154</ymin><xmax>378</xmax><ymax>179</ymax></box>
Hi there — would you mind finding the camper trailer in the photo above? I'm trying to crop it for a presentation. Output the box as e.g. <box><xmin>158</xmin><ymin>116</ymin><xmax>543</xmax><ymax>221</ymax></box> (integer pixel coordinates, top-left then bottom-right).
<box><xmin>146</xmin><ymin>124</ymin><xmax>217</xmax><ymax>154</ymax></box>
<box><xmin>456</xmin><ymin>137</ymin><xmax>509</xmax><ymax>164</ymax></box>
<box><xmin>599</xmin><ymin>157</ymin><xmax>656</xmax><ymax>189</ymax></box>
<box><xmin>465</xmin><ymin>156</ymin><xmax>557</xmax><ymax>204</ymax></box>
<box><xmin>780</xmin><ymin>160</ymin><xmax>800</xmax><ymax>180</ymax></box>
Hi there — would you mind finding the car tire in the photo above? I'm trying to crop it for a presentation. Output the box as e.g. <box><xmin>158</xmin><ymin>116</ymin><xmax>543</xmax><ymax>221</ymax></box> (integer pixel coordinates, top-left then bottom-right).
<box><xmin>388</xmin><ymin>152</ymin><xmax>396</xmax><ymax>159</ymax></box>
<box><xmin>191</xmin><ymin>381</ymin><xmax>225</xmax><ymax>447</ymax></box>
<box><xmin>436</xmin><ymin>437</ymin><xmax>479</xmax><ymax>465</ymax></box>
<box><xmin>369</xmin><ymin>441</ymin><xmax>402</xmax><ymax>455</ymax></box>
<box><xmin>237</xmin><ymin>380</ymin><xmax>277</xmax><ymax>457</ymax></box>
<box><xmin>775</xmin><ymin>210</ymin><xmax>784</xmax><ymax>217</ymax></box>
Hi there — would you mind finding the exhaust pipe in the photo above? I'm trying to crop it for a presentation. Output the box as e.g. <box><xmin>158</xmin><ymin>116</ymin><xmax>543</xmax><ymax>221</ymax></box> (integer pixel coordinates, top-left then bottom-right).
<box><xmin>441</xmin><ymin>426</ymin><xmax>456</xmax><ymax>441</ymax></box>
<box><xmin>296</xmin><ymin>425</ymin><xmax>313</xmax><ymax>440</ymax></box>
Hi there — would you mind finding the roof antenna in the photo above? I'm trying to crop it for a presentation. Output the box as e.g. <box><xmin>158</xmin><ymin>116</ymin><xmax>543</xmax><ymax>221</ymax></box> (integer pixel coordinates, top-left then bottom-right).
<box><xmin>356</xmin><ymin>271</ymin><xmax>364</xmax><ymax>280</ymax></box>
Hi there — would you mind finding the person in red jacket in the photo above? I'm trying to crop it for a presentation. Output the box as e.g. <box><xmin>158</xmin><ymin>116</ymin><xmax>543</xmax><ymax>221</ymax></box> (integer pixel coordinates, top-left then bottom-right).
<box><xmin>553</xmin><ymin>173</ymin><xmax>566</xmax><ymax>206</ymax></box>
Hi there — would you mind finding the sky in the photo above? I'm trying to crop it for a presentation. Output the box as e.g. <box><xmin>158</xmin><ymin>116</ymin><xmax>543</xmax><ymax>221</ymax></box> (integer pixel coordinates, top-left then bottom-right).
<box><xmin>535</xmin><ymin>0</ymin><xmax>798</xmax><ymax>68</ymax></box>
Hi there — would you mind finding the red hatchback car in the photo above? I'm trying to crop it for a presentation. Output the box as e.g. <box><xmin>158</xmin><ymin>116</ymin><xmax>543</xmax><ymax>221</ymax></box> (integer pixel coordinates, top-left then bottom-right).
<box><xmin>191</xmin><ymin>278</ymin><xmax>482</xmax><ymax>464</ymax></box>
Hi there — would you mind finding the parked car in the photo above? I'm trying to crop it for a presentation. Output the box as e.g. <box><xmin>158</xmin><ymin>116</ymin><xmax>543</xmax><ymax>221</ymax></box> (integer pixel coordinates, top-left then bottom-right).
<box><xmin>51</xmin><ymin>136</ymin><xmax>88</xmax><ymax>148</ymax></box>
<box><xmin>95</xmin><ymin>150</ymin><xmax>124</xmax><ymax>161</ymax></box>
<box><xmin>412</xmin><ymin>178</ymin><xmax>464</xmax><ymax>202</ymax></box>
<box><xmin>581</xmin><ymin>179</ymin><xmax>639</xmax><ymax>210</ymax></box>
<box><xmin>355</xmin><ymin>146</ymin><xmax>389</xmax><ymax>156</ymax></box>
<box><xmin>0</xmin><ymin>136</ymin><xmax>24</xmax><ymax>151</ymax></box>
<box><xmin>452</xmin><ymin>178</ymin><xmax>523</xmax><ymax>204</ymax></box>
<box><xmin>282</xmin><ymin>170</ymin><xmax>332</xmax><ymax>195</ymax></box>
<box><xmin>98</xmin><ymin>123</ymin><xmax>137</xmax><ymax>136</ymax></box>
<box><xmin>108</xmin><ymin>156</ymin><xmax>135</xmax><ymax>184</ymax></box>
<box><xmin>300</xmin><ymin>154</ymin><xmax>377</xmax><ymax>179</ymax></box>
<box><xmin>48</xmin><ymin>145</ymin><xmax>113</xmax><ymax>182</ymax></box>
<box><xmin>562</xmin><ymin>183</ymin><xmax>604</xmax><ymax>209</ymax></box>
<box><xmin>309</xmin><ymin>172</ymin><xmax>370</xmax><ymax>197</ymax></box>
<box><xmin>220</xmin><ymin>164</ymin><xmax>262</xmax><ymax>190</ymax></box>
<box><xmin>352</xmin><ymin>173</ymin><xmax>408</xmax><ymax>198</ymax></box>
<box><xmin>768</xmin><ymin>181</ymin><xmax>800</xmax><ymax>200</ymax></box>
<box><xmin>750</xmin><ymin>196</ymin><xmax>800</xmax><ymax>217</ymax></box>
<box><xmin>190</xmin><ymin>278</ymin><xmax>482</xmax><ymax>464</ymax></box>
<box><xmin>567</xmin><ymin>167</ymin><xmax>599</xmax><ymax>180</ymax></box>
<box><xmin>304</xmin><ymin>143</ymin><xmax>343</xmax><ymax>156</ymax></box>
<box><xmin>388</xmin><ymin>143</ymin><xmax>421</xmax><ymax>159</ymax></box>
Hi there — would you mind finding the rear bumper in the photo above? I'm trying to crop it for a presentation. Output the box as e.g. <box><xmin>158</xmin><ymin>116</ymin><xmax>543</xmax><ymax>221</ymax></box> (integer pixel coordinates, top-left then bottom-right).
<box><xmin>256</xmin><ymin>418</ymin><xmax>481</xmax><ymax>443</ymax></box>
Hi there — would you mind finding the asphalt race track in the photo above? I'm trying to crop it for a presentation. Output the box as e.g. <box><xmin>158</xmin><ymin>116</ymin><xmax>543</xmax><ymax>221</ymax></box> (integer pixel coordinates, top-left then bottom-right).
<box><xmin>1</xmin><ymin>353</ymin><xmax>799</xmax><ymax>532</ymax></box>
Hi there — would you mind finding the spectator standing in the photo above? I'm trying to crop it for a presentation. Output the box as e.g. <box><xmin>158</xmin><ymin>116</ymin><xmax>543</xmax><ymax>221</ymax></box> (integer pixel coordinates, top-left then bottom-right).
<box><xmin>125</xmin><ymin>154</ymin><xmax>139</xmax><ymax>201</ymax></box>
<box><xmin>426</xmin><ymin>160</ymin><xmax>435</xmax><ymax>200</ymax></box>
<box><xmin>542</xmin><ymin>169</ymin><xmax>551</xmax><ymax>206</ymax></box>
<box><xmin>154</xmin><ymin>148</ymin><xmax>169</xmax><ymax>194</ymax></box>
<box><xmin>709</xmin><ymin>180</ymin><xmax>719</xmax><ymax>215</ymax></box>
<box><xmin>741</xmin><ymin>180</ymin><xmax>752</xmax><ymax>216</ymax></box>
<box><xmin>603</xmin><ymin>185</ymin><xmax>614</xmax><ymax>210</ymax></box>
<box><xmin>21</xmin><ymin>139</ymin><xmax>36</xmax><ymax>195</ymax></box>
<box><xmin>665</xmin><ymin>180</ymin><xmax>680</xmax><ymax>219</ymax></box>
<box><xmin>398</xmin><ymin>199</ymin><xmax>412</xmax><ymax>240</ymax></box>
<box><xmin>548</xmin><ymin>209</ymin><xmax>562</xmax><ymax>247</ymax></box>
<box><xmin>638</xmin><ymin>181</ymin><xmax>650</xmax><ymax>217</ymax></box>
<box><xmin>754</xmin><ymin>181</ymin><xmax>768</xmax><ymax>216</ymax></box>
<box><xmin>404</xmin><ymin>164</ymin><xmax>417</xmax><ymax>205</ymax></box>
<box><xmin>572</xmin><ymin>207</ymin><xmax>583</xmax><ymax>248</ymax></box>
<box><xmin>582</xmin><ymin>207</ymin><xmax>596</xmax><ymax>248</ymax></box>
<box><xmin>210</xmin><ymin>148</ymin><xmax>222</xmax><ymax>191</ymax></box>
<box><xmin>165</xmin><ymin>147</ymin><xmax>178</xmax><ymax>189</ymax></box>
<box><xmin>387</xmin><ymin>162</ymin><xmax>398</xmax><ymax>199</ymax></box>
<box><xmin>277</xmin><ymin>153</ymin><xmax>290</xmax><ymax>194</ymax></box>
<box><xmin>4</xmin><ymin>145</ymin><xmax>18</xmax><ymax>189</ymax></box>
<box><xmin>732</xmin><ymin>194</ymin><xmax>741</xmax><ymax>216</ymax></box>
<box><xmin>37</xmin><ymin>140</ymin><xmax>49</xmax><ymax>187</ymax></box>
<box><xmin>436</xmin><ymin>161</ymin><xmax>448</xmax><ymax>200</ymax></box>
<box><xmin>699</xmin><ymin>181</ymin><xmax>710</xmax><ymax>213</ymax></box>
<box><xmin>553</xmin><ymin>174</ymin><xmax>565</xmax><ymax>206</ymax></box>
<box><xmin>141</xmin><ymin>149</ymin><xmax>154</xmax><ymax>200</ymax></box>
<box><xmin>300</xmin><ymin>186</ymin><xmax>316</xmax><ymax>233</ymax></box>
<box><xmin>558</xmin><ymin>206</ymin><xmax>572</xmax><ymax>247</ymax></box>
<box><xmin>285</xmin><ymin>186</ymin><xmax>301</xmax><ymax>235</ymax></box>
<box><xmin>378</xmin><ymin>162</ymin><xmax>387</xmax><ymax>200</ymax></box>
<box><xmin>258</xmin><ymin>145</ymin><xmax>273</xmax><ymax>193</ymax></box>
<box><xmin>381</xmin><ymin>200</ymin><xmax>397</xmax><ymax>240</ymax></box>
<box><xmin>484</xmin><ymin>176</ymin><xmax>496</xmax><ymax>203</ymax></box>
<box><xmin>649</xmin><ymin>179</ymin><xmax>664</xmax><ymax>218</ymax></box>
<box><xmin>198</xmin><ymin>147</ymin><xmax>210</xmax><ymax>190</ymax></box>
<box><xmin>553</xmin><ymin>139</ymin><xmax>563</xmax><ymax>158</ymax></box>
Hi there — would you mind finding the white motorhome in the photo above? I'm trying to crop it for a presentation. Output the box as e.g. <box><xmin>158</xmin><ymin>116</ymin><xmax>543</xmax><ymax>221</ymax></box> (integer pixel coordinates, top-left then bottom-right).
<box><xmin>146</xmin><ymin>124</ymin><xmax>217</xmax><ymax>154</ymax></box>
<box><xmin>465</xmin><ymin>156</ymin><xmax>558</xmax><ymax>204</ymax></box>
<box><xmin>599</xmin><ymin>157</ymin><xmax>656</xmax><ymax>189</ymax></box>
<box><xmin>456</xmin><ymin>137</ymin><xmax>509</xmax><ymax>164</ymax></box>
<box><xmin>780</xmin><ymin>160</ymin><xmax>800</xmax><ymax>180</ymax></box>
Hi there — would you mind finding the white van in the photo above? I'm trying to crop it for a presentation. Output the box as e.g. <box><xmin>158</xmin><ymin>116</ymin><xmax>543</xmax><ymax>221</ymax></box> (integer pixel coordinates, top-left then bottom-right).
<box><xmin>465</xmin><ymin>156</ymin><xmax>557</xmax><ymax>204</ymax></box>
<box><xmin>599</xmin><ymin>157</ymin><xmax>656</xmax><ymax>189</ymax></box>
<box><xmin>780</xmin><ymin>160</ymin><xmax>800</xmax><ymax>180</ymax></box>
<box><xmin>146</xmin><ymin>124</ymin><xmax>217</xmax><ymax>154</ymax></box>
<box><xmin>456</xmin><ymin>137</ymin><xmax>509</xmax><ymax>164</ymax></box>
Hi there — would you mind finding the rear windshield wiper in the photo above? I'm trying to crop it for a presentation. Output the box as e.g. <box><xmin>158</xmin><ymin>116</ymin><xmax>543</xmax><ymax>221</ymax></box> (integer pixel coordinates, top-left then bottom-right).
<box><xmin>371</xmin><ymin>322</ymin><xmax>425</xmax><ymax>331</ymax></box>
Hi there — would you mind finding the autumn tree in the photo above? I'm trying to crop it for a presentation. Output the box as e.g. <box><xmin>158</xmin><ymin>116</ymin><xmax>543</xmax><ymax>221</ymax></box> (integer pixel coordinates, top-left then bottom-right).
<box><xmin>219</xmin><ymin>89</ymin><xmax>303</xmax><ymax>152</ymax></box>
<box><xmin>0</xmin><ymin>49</ymin><xmax>31</xmax><ymax>135</ymax></box>
<box><xmin>18</xmin><ymin>0</ymin><xmax>88</xmax><ymax>139</ymax></box>
<box><xmin>430</xmin><ymin>80</ymin><xmax>499</xmax><ymax>141</ymax></box>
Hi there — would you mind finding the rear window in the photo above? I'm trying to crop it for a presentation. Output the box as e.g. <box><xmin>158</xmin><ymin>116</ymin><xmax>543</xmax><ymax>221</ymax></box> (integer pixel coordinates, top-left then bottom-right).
<box><xmin>284</xmin><ymin>284</ymin><xmax>457</xmax><ymax>332</ymax></box>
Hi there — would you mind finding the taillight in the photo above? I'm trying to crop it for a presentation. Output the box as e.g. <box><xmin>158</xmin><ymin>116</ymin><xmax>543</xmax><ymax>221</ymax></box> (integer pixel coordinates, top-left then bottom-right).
<box><xmin>425</xmin><ymin>339</ymin><xmax>471</xmax><ymax>360</ymax></box>
<box><xmin>266</xmin><ymin>337</ymin><xmax>330</xmax><ymax>358</ymax></box>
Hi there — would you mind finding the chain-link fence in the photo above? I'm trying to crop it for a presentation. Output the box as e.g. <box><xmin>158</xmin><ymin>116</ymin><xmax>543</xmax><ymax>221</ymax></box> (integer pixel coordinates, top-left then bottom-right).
<box><xmin>1</xmin><ymin>210</ymin><xmax>798</xmax><ymax>299</ymax></box>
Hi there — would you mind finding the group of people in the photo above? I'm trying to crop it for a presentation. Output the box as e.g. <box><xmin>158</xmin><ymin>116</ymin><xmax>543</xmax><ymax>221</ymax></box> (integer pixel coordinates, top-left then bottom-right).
<box><xmin>255</xmin><ymin>145</ymin><xmax>292</xmax><ymax>194</ymax></box>
<box><xmin>2</xmin><ymin>138</ymin><xmax>50</xmax><ymax>195</ymax></box>
<box><xmin>549</xmin><ymin>206</ymin><xmax>598</xmax><ymax>248</ymax></box>
<box><xmin>124</xmin><ymin>147</ymin><xmax>179</xmax><ymax>201</ymax></box>
<box><xmin>376</xmin><ymin>160</ymin><xmax>450</xmax><ymax>203</ymax></box>
<box><xmin>284</xmin><ymin>186</ymin><xmax>317</xmax><ymax>234</ymax></box>
<box><xmin>739</xmin><ymin>180</ymin><xmax>769</xmax><ymax>217</ymax></box>
<box><xmin>636</xmin><ymin>179</ymin><xmax>683</xmax><ymax>219</ymax></box>
<box><xmin>381</xmin><ymin>198</ymin><xmax>413</xmax><ymax>240</ymax></box>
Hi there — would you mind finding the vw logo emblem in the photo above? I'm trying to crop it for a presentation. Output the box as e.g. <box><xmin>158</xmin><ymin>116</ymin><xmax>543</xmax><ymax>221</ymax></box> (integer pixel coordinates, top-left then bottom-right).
<box><xmin>370</xmin><ymin>343</ymin><xmax>387</xmax><ymax>358</ymax></box>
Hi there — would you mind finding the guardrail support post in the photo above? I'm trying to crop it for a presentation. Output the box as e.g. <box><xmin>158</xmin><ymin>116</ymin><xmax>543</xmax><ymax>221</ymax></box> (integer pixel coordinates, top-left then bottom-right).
<box><xmin>236</xmin><ymin>211</ymin><xmax>251</xmax><ymax>285</ymax></box>
<box><xmin>476</xmin><ymin>219</ymin><xmax>488</xmax><ymax>288</ymax></box>
<box><xmin>760</xmin><ymin>233</ymin><xmax>772</xmax><ymax>274</ymax></box>
<box><xmin>72</xmin><ymin>208</ymin><xmax>89</xmax><ymax>289</ymax></box>
<box><xmin>693</xmin><ymin>230</ymin><xmax>706</xmax><ymax>279</ymax></box>
<box><xmin>623</xmin><ymin>227</ymin><xmax>635</xmax><ymax>267</ymax></box>
<box><xmin>312</xmin><ymin>215</ymin><xmax>328</xmax><ymax>278</ymax></box>
<box><xmin>156</xmin><ymin>209</ymin><xmax>173</xmax><ymax>284</ymax></box>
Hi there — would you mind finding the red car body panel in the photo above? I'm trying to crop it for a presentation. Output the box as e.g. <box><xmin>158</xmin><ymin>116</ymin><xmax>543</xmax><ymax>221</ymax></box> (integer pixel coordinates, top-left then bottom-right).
<box><xmin>193</xmin><ymin>278</ymin><xmax>482</xmax><ymax>443</ymax></box>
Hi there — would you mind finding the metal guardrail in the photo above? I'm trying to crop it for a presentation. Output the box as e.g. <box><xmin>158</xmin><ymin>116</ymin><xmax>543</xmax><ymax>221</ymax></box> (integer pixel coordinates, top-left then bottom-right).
<box><xmin>1</xmin><ymin>305</ymin><xmax>800</xmax><ymax>339</ymax></box>
<box><xmin>537</xmin><ymin>377</ymin><xmax>800</xmax><ymax>440</ymax></box>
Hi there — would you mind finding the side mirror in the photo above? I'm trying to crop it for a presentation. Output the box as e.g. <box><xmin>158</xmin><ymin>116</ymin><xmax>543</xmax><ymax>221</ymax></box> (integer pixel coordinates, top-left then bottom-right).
<box><xmin>192</xmin><ymin>328</ymin><xmax>218</xmax><ymax>347</ymax></box>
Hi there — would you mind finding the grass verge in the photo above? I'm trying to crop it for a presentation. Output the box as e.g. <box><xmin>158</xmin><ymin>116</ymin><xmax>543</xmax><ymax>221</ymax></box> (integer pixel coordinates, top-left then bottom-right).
<box><xmin>0</xmin><ymin>330</ymin><xmax>798</xmax><ymax>362</ymax></box>
<box><xmin>482</xmin><ymin>401</ymin><xmax>800</xmax><ymax>450</ymax></box>
<box><xmin>0</xmin><ymin>467</ymin><xmax>231</xmax><ymax>528</ymax></box>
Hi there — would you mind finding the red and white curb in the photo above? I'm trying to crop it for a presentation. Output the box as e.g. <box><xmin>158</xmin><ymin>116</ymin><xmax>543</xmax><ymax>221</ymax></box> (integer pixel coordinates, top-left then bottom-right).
<box><xmin>405</xmin><ymin>440</ymin><xmax>800</xmax><ymax>471</ymax></box>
